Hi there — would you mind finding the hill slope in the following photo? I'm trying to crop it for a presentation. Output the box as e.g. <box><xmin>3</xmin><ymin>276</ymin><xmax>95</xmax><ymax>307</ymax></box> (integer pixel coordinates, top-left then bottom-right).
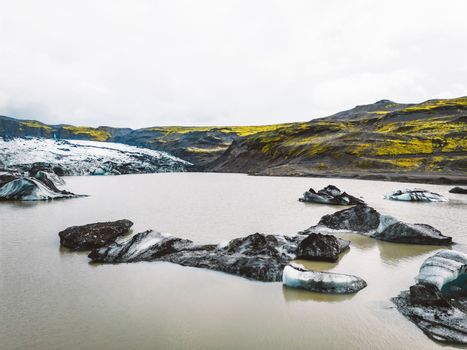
<box><xmin>1</xmin><ymin>96</ymin><xmax>466</xmax><ymax>183</ymax></box>
<box><xmin>0</xmin><ymin>116</ymin><xmax>289</xmax><ymax>166</ymax></box>
<box><xmin>207</xmin><ymin>97</ymin><xmax>467</xmax><ymax>184</ymax></box>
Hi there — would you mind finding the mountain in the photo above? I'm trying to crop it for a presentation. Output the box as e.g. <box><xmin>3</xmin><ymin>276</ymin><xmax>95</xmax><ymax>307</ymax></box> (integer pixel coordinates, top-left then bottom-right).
<box><xmin>0</xmin><ymin>115</ymin><xmax>289</xmax><ymax>166</ymax></box>
<box><xmin>1</xmin><ymin>96</ymin><xmax>466</xmax><ymax>183</ymax></box>
<box><xmin>207</xmin><ymin>97</ymin><xmax>467</xmax><ymax>183</ymax></box>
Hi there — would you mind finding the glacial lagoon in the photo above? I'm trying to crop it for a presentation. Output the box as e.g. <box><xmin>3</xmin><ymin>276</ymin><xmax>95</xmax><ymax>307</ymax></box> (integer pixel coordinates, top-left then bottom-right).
<box><xmin>1</xmin><ymin>173</ymin><xmax>466</xmax><ymax>350</ymax></box>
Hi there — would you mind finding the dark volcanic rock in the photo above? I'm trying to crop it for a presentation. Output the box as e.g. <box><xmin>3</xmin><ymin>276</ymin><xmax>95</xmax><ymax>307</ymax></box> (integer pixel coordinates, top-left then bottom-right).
<box><xmin>314</xmin><ymin>205</ymin><xmax>381</xmax><ymax>233</ymax></box>
<box><xmin>296</xmin><ymin>233</ymin><xmax>350</xmax><ymax>262</ymax></box>
<box><xmin>372</xmin><ymin>222</ymin><xmax>452</xmax><ymax>245</ymax></box>
<box><xmin>301</xmin><ymin>205</ymin><xmax>452</xmax><ymax>245</ymax></box>
<box><xmin>88</xmin><ymin>230</ymin><xmax>194</xmax><ymax>262</ymax></box>
<box><xmin>450</xmin><ymin>187</ymin><xmax>467</xmax><ymax>194</ymax></box>
<box><xmin>392</xmin><ymin>250</ymin><xmax>467</xmax><ymax>344</ymax></box>
<box><xmin>392</xmin><ymin>292</ymin><xmax>467</xmax><ymax>344</ymax></box>
<box><xmin>299</xmin><ymin>185</ymin><xmax>365</xmax><ymax>205</ymax></box>
<box><xmin>409</xmin><ymin>283</ymin><xmax>450</xmax><ymax>307</ymax></box>
<box><xmin>89</xmin><ymin>231</ymin><xmax>300</xmax><ymax>282</ymax></box>
<box><xmin>282</xmin><ymin>263</ymin><xmax>367</xmax><ymax>294</ymax></box>
<box><xmin>59</xmin><ymin>219</ymin><xmax>134</xmax><ymax>250</ymax></box>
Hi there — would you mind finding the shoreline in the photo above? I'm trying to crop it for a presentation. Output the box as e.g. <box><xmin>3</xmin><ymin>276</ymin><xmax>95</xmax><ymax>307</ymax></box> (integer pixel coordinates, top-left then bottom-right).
<box><xmin>203</xmin><ymin>169</ymin><xmax>467</xmax><ymax>186</ymax></box>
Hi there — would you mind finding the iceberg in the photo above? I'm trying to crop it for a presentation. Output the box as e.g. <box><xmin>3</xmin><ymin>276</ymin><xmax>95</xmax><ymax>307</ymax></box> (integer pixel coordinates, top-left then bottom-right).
<box><xmin>0</xmin><ymin>176</ymin><xmax>78</xmax><ymax>201</ymax></box>
<box><xmin>384</xmin><ymin>188</ymin><xmax>447</xmax><ymax>202</ymax></box>
<box><xmin>415</xmin><ymin>250</ymin><xmax>467</xmax><ymax>290</ymax></box>
<box><xmin>282</xmin><ymin>263</ymin><xmax>367</xmax><ymax>294</ymax></box>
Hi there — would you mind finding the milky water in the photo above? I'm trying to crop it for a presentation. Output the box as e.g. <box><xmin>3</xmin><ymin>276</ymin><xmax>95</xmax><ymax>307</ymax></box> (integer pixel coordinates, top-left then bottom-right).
<box><xmin>1</xmin><ymin>173</ymin><xmax>466</xmax><ymax>350</ymax></box>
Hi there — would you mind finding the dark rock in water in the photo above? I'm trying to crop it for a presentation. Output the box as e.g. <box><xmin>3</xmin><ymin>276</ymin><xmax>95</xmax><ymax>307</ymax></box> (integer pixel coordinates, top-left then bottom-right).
<box><xmin>450</xmin><ymin>187</ymin><xmax>467</xmax><ymax>194</ymax></box>
<box><xmin>372</xmin><ymin>222</ymin><xmax>452</xmax><ymax>245</ymax></box>
<box><xmin>88</xmin><ymin>230</ymin><xmax>194</xmax><ymax>262</ymax></box>
<box><xmin>301</xmin><ymin>205</ymin><xmax>452</xmax><ymax>245</ymax></box>
<box><xmin>296</xmin><ymin>233</ymin><xmax>350</xmax><ymax>262</ymax></box>
<box><xmin>384</xmin><ymin>188</ymin><xmax>447</xmax><ymax>202</ymax></box>
<box><xmin>299</xmin><ymin>185</ymin><xmax>365</xmax><ymax>205</ymax></box>
<box><xmin>392</xmin><ymin>250</ymin><xmax>467</xmax><ymax>344</ymax></box>
<box><xmin>282</xmin><ymin>263</ymin><xmax>367</xmax><ymax>294</ymax></box>
<box><xmin>392</xmin><ymin>292</ymin><xmax>467</xmax><ymax>344</ymax></box>
<box><xmin>59</xmin><ymin>219</ymin><xmax>134</xmax><ymax>250</ymax></box>
<box><xmin>313</xmin><ymin>205</ymin><xmax>381</xmax><ymax>233</ymax></box>
<box><xmin>89</xmin><ymin>231</ymin><xmax>300</xmax><ymax>282</ymax></box>
<box><xmin>409</xmin><ymin>283</ymin><xmax>450</xmax><ymax>307</ymax></box>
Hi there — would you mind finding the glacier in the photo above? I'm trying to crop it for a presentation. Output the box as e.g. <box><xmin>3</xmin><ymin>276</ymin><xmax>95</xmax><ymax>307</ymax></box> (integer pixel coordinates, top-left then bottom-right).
<box><xmin>0</xmin><ymin>137</ymin><xmax>191</xmax><ymax>175</ymax></box>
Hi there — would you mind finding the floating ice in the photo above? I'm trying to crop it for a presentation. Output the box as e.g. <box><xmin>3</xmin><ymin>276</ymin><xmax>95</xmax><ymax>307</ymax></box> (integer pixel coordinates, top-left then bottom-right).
<box><xmin>415</xmin><ymin>250</ymin><xmax>467</xmax><ymax>290</ymax></box>
<box><xmin>384</xmin><ymin>188</ymin><xmax>447</xmax><ymax>202</ymax></box>
<box><xmin>282</xmin><ymin>263</ymin><xmax>367</xmax><ymax>294</ymax></box>
<box><xmin>0</xmin><ymin>177</ymin><xmax>77</xmax><ymax>201</ymax></box>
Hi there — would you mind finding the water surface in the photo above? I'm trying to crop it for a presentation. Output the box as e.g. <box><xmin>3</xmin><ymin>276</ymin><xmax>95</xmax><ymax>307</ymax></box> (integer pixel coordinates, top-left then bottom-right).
<box><xmin>1</xmin><ymin>173</ymin><xmax>466</xmax><ymax>350</ymax></box>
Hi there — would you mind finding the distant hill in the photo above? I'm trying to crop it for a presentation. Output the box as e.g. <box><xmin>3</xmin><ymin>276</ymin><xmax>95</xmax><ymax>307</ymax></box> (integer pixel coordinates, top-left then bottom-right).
<box><xmin>207</xmin><ymin>97</ymin><xmax>467</xmax><ymax>183</ymax></box>
<box><xmin>0</xmin><ymin>115</ymin><xmax>289</xmax><ymax>166</ymax></box>
<box><xmin>1</xmin><ymin>96</ymin><xmax>466</xmax><ymax>183</ymax></box>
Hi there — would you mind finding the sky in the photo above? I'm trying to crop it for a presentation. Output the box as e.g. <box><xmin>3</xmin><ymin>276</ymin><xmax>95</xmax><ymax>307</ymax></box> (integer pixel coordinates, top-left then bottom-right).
<box><xmin>0</xmin><ymin>0</ymin><xmax>466</xmax><ymax>128</ymax></box>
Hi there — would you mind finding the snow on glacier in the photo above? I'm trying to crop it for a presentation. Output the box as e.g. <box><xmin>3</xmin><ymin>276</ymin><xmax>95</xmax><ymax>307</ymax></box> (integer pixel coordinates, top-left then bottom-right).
<box><xmin>0</xmin><ymin>138</ymin><xmax>191</xmax><ymax>175</ymax></box>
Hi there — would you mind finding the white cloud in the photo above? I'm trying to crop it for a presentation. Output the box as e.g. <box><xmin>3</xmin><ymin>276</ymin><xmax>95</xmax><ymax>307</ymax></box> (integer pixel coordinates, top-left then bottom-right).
<box><xmin>0</xmin><ymin>0</ymin><xmax>466</xmax><ymax>128</ymax></box>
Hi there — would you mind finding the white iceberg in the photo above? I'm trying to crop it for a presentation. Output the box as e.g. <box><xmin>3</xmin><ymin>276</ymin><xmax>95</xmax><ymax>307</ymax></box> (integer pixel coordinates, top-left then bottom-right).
<box><xmin>384</xmin><ymin>188</ymin><xmax>447</xmax><ymax>202</ymax></box>
<box><xmin>0</xmin><ymin>177</ymin><xmax>77</xmax><ymax>201</ymax></box>
<box><xmin>415</xmin><ymin>250</ymin><xmax>467</xmax><ymax>290</ymax></box>
<box><xmin>282</xmin><ymin>263</ymin><xmax>367</xmax><ymax>294</ymax></box>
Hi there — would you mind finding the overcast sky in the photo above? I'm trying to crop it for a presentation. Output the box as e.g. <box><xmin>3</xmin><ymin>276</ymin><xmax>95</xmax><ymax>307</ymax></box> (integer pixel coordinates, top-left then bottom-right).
<box><xmin>0</xmin><ymin>0</ymin><xmax>466</xmax><ymax>128</ymax></box>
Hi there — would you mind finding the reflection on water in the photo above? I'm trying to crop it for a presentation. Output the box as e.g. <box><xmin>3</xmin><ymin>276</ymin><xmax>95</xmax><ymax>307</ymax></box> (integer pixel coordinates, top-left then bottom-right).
<box><xmin>1</xmin><ymin>173</ymin><xmax>466</xmax><ymax>350</ymax></box>
<box><xmin>376</xmin><ymin>241</ymin><xmax>448</xmax><ymax>264</ymax></box>
<box><xmin>282</xmin><ymin>285</ymin><xmax>356</xmax><ymax>303</ymax></box>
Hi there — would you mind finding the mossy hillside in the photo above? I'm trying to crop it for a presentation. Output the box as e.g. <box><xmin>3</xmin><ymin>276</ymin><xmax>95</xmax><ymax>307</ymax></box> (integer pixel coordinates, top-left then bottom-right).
<box><xmin>211</xmin><ymin>97</ymin><xmax>467</xmax><ymax>174</ymax></box>
<box><xmin>17</xmin><ymin>120</ymin><xmax>54</xmax><ymax>137</ymax></box>
<box><xmin>60</xmin><ymin>126</ymin><xmax>112</xmax><ymax>141</ymax></box>
<box><xmin>147</xmin><ymin>124</ymin><xmax>294</xmax><ymax>137</ymax></box>
<box><xmin>120</xmin><ymin>123</ymin><xmax>298</xmax><ymax>165</ymax></box>
<box><xmin>399</xmin><ymin>97</ymin><xmax>467</xmax><ymax>113</ymax></box>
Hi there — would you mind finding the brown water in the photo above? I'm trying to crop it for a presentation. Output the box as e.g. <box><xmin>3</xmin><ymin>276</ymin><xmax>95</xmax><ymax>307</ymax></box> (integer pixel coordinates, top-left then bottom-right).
<box><xmin>1</xmin><ymin>173</ymin><xmax>466</xmax><ymax>350</ymax></box>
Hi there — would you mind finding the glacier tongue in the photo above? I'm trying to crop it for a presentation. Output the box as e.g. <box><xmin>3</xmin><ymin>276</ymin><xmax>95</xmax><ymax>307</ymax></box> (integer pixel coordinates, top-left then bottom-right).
<box><xmin>0</xmin><ymin>138</ymin><xmax>191</xmax><ymax>175</ymax></box>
